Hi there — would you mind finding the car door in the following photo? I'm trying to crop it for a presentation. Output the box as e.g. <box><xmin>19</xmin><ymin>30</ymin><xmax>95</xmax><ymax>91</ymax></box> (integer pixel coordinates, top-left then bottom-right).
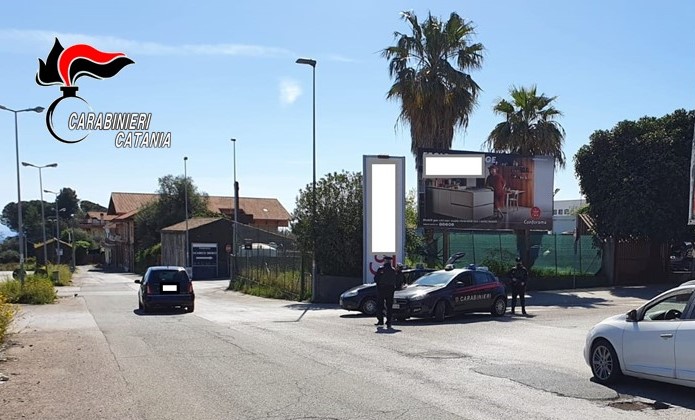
<box><xmin>472</xmin><ymin>271</ymin><xmax>496</xmax><ymax>310</ymax></box>
<box><xmin>452</xmin><ymin>272</ymin><xmax>474</xmax><ymax>313</ymax></box>
<box><xmin>675</xmin><ymin>291</ymin><xmax>695</xmax><ymax>381</ymax></box>
<box><xmin>622</xmin><ymin>290</ymin><xmax>692</xmax><ymax>378</ymax></box>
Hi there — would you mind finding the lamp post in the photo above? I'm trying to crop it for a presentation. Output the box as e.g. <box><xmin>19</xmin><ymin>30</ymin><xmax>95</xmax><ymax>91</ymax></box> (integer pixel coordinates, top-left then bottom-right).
<box><xmin>296</xmin><ymin>57</ymin><xmax>317</xmax><ymax>301</ymax></box>
<box><xmin>22</xmin><ymin>162</ymin><xmax>58</xmax><ymax>266</ymax></box>
<box><xmin>44</xmin><ymin>189</ymin><xmax>60</xmax><ymax>265</ymax></box>
<box><xmin>230</xmin><ymin>138</ymin><xmax>238</xmax><ymax>280</ymax></box>
<box><xmin>0</xmin><ymin>104</ymin><xmax>45</xmax><ymax>285</ymax></box>
<box><xmin>183</xmin><ymin>157</ymin><xmax>189</xmax><ymax>270</ymax></box>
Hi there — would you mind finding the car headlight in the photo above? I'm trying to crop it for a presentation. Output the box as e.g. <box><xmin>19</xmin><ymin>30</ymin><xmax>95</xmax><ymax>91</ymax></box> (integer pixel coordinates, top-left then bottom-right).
<box><xmin>342</xmin><ymin>290</ymin><xmax>358</xmax><ymax>298</ymax></box>
<box><xmin>410</xmin><ymin>293</ymin><xmax>428</xmax><ymax>301</ymax></box>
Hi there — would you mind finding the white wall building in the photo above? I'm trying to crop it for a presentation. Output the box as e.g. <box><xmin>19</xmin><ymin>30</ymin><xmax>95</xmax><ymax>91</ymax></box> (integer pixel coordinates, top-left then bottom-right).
<box><xmin>553</xmin><ymin>199</ymin><xmax>587</xmax><ymax>234</ymax></box>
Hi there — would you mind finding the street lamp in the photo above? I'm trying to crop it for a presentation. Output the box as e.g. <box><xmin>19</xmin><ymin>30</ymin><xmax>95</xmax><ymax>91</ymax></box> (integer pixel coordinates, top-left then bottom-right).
<box><xmin>44</xmin><ymin>189</ymin><xmax>60</xmax><ymax>265</ymax></box>
<box><xmin>183</xmin><ymin>156</ymin><xmax>189</xmax><ymax>270</ymax></box>
<box><xmin>230</xmin><ymin>138</ymin><xmax>239</xmax><ymax>280</ymax></box>
<box><xmin>296</xmin><ymin>57</ymin><xmax>317</xmax><ymax>301</ymax></box>
<box><xmin>0</xmin><ymin>104</ymin><xmax>45</xmax><ymax>285</ymax></box>
<box><xmin>22</xmin><ymin>161</ymin><xmax>58</xmax><ymax>266</ymax></box>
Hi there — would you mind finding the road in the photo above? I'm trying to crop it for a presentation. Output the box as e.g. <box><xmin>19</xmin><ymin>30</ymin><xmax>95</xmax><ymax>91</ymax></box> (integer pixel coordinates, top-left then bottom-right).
<box><xmin>0</xmin><ymin>268</ymin><xmax>693</xmax><ymax>419</ymax></box>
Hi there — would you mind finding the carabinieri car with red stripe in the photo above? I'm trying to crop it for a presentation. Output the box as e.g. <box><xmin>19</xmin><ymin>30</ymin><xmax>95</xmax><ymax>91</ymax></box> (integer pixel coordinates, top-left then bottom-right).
<box><xmin>391</xmin><ymin>264</ymin><xmax>507</xmax><ymax>322</ymax></box>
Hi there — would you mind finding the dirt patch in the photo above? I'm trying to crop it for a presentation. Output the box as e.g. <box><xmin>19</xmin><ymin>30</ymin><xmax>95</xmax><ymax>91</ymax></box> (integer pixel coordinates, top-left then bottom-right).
<box><xmin>608</xmin><ymin>400</ymin><xmax>670</xmax><ymax>411</ymax></box>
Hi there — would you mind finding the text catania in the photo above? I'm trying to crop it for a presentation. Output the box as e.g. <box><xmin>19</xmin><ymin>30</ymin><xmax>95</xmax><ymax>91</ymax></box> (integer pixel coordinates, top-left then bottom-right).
<box><xmin>68</xmin><ymin>112</ymin><xmax>171</xmax><ymax>148</ymax></box>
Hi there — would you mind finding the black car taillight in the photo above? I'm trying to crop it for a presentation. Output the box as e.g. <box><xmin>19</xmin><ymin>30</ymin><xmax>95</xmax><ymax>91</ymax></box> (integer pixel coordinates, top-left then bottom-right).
<box><xmin>146</xmin><ymin>284</ymin><xmax>154</xmax><ymax>294</ymax></box>
<box><xmin>187</xmin><ymin>282</ymin><xmax>193</xmax><ymax>293</ymax></box>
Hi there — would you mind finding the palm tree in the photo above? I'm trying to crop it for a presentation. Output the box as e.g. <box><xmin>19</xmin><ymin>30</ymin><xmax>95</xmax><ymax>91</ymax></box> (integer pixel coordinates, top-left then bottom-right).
<box><xmin>485</xmin><ymin>85</ymin><xmax>566</xmax><ymax>268</ymax></box>
<box><xmin>383</xmin><ymin>11</ymin><xmax>484</xmax><ymax>154</ymax></box>
<box><xmin>383</xmin><ymin>10</ymin><xmax>484</xmax><ymax>267</ymax></box>
<box><xmin>484</xmin><ymin>85</ymin><xmax>566</xmax><ymax>169</ymax></box>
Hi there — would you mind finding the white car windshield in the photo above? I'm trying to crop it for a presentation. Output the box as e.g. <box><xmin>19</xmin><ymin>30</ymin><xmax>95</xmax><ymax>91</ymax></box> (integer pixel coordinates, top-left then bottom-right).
<box><xmin>412</xmin><ymin>272</ymin><xmax>454</xmax><ymax>287</ymax></box>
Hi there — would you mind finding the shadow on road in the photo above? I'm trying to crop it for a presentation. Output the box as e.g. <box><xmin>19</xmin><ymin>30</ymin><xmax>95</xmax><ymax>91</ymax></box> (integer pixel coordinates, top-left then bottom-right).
<box><xmin>394</xmin><ymin>313</ymin><xmax>519</xmax><ymax>326</ymax></box>
<box><xmin>375</xmin><ymin>326</ymin><xmax>401</xmax><ymax>334</ymax></box>
<box><xmin>132</xmin><ymin>308</ymin><xmax>192</xmax><ymax>316</ymax></box>
<box><xmin>608</xmin><ymin>286</ymin><xmax>673</xmax><ymax>299</ymax></box>
<box><xmin>526</xmin><ymin>293</ymin><xmax>609</xmax><ymax>309</ymax></box>
<box><xmin>600</xmin><ymin>377</ymin><xmax>695</xmax><ymax>410</ymax></box>
<box><xmin>284</xmin><ymin>303</ymin><xmax>338</xmax><ymax>311</ymax></box>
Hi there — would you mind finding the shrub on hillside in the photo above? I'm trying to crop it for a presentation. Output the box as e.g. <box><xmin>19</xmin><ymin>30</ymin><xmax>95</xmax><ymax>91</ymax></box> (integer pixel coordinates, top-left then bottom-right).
<box><xmin>0</xmin><ymin>276</ymin><xmax>56</xmax><ymax>304</ymax></box>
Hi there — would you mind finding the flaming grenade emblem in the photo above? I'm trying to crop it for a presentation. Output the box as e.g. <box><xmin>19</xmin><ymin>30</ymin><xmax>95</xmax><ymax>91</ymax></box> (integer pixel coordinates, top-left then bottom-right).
<box><xmin>36</xmin><ymin>38</ymin><xmax>134</xmax><ymax>143</ymax></box>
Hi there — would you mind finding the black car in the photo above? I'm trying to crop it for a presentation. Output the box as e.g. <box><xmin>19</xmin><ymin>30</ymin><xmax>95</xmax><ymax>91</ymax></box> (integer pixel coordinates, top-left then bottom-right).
<box><xmin>392</xmin><ymin>264</ymin><xmax>507</xmax><ymax>322</ymax></box>
<box><xmin>339</xmin><ymin>268</ymin><xmax>435</xmax><ymax>315</ymax></box>
<box><xmin>136</xmin><ymin>266</ymin><xmax>195</xmax><ymax>313</ymax></box>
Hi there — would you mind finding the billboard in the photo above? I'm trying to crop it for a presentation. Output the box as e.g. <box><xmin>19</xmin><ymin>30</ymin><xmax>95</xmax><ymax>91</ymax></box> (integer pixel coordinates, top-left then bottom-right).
<box><xmin>689</xmin><ymin>125</ymin><xmax>695</xmax><ymax>225</ymax></box>
<box><xmin>418</xmin><ymin>149</ymin><xmax>555</xmax><ymax>231</ymax></box>
<box><xmin>363</xmin><ymin>155</ymin><xmax>405</xmax><ymax>284</ymax></box>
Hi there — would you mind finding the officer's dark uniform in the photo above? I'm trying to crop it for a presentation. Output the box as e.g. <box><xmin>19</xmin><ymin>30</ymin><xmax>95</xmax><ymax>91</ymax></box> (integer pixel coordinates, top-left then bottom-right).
<box><xmin>508</xmin><ymin>258</ymin><xmax>529</xmax><ymax>315</ymax></box>
<box><xmin>374</xmin><ymin>257</ymin><xmax>397</xmax><ymax>328</ymax></box>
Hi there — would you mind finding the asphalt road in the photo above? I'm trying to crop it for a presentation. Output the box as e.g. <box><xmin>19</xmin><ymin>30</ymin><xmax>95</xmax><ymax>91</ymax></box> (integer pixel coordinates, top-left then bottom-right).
<box><xmin>0</xmin><ymin>268</ymin><xmax>693</xmax><ymax>420</ymax></box>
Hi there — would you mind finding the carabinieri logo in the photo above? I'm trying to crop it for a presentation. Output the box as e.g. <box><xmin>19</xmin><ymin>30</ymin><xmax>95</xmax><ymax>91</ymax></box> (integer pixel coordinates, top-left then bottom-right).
<box><xmin>36</xmin><ymin>38</ymin><xmax>171</xmax><ymax>148</ymax></box>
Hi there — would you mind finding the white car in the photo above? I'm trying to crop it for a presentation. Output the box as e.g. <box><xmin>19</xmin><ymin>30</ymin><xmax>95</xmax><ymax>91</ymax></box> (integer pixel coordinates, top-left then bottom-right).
<box><xmin>584</xmin><ymin>283</ymin><xmax>695</xmax><ymax>388</ymax></box>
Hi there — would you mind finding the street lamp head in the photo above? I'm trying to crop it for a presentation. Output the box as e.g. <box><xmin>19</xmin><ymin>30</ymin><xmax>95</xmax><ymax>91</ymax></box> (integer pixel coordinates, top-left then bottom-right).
<box><xmin>21</xmin><ymin>162</ymin><xmax>32</xmax><ymax>167</ymax></box>
<box><xmin>296</xmin><ymin>58</ymin><xmax>317</xmax><ymax>67</ymax></box>
<box><xmin>0</xmin><ymin>105</ymin><xmax>8</xmax><ymax>111</ymax></box>
<box><xmin>184</xmin><ymin>156</ymin><xmax>188</xmax><ymax>161</ymax></box>
<box><xmin>46</xmin><ymin>163</ymin><xmax>58</xmax><ymax>168</ymax></box>
<box><xmin>44</xmin><ymin>189</ymin><xmax>56</xmax><ymax>194</ymax></box>
<box><xmin>231</xmin><ymin>138</ymin><xmax>236</xmax><ymax>142</ymax></box>
<box><xmin>32</xmin><ymin>107</ymin><xmax>45</xmax><ymax>113</ymax></box>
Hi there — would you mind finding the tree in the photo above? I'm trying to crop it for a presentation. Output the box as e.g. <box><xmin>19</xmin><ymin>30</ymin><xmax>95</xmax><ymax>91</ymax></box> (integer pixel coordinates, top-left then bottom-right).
<box><xmin>485</xmin><ymin>85</ymin><xmax>567</xmax><ymax>268</ymax></box>
<box><xmin>575</xmin><ymin>109</ymin><xmax>694</xmax><ymax>246</ymax></box>
<box><xmin>484</xmin><ymin>85</ymin><xmax>566</xmax><ymax>169</ymax></box>
<box><xmin>57</xmin><ymin>188</ymin><xmax>79</xmax><ymax>220</ymax></box>
<box><xmin>0</xmin><ymin>200</ymin><xmax>53</xmax><ymax>246</ymax></box>
<box><xmin>405</xmin><ymin>189</ymin><xmax>425</xmax><ymax>265</ymax></box>
<box><xmin>383</xmin><ymin>11</ymin><xmax>484</xmax><ymax>152</ymax></box>
<box><xmin>79</xmin><ymin>200</ymin><xmax>107</xmax><ymax>213</ymax></box>
<box><xmin>383</xmin><ymin>10</ymin><xmax>483</xmax><ymax>267</ymax></box>
<box><xmin>292</xmin><ymin>171</ymin><xmax>363</xmax><ymax>277</ymax></box>
<box><xmin>134</xmin><ymin>175</ymin><xmax>213</xmax><ymax>252</ymax></box>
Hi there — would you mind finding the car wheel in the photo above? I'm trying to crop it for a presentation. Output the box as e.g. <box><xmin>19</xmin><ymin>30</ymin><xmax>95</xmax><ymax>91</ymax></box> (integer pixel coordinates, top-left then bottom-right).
<box><xmin>491</xmin><ymin>297</ymin><xmax>506</xmax><ymax>317</ymax></box>
<box><xmin>591</xmin><ymin>339</ymin><xmax>622</xmax><ymax>384</ymax></box>
<box><xmin>361</xmin><ymin>298</ymin><xmax>378</xmax><ymax>316</ymax></box>
<box><xmin>434</xmin><ymin>301</ymin><xmax>446</xmax><ymax>322</ymax></box>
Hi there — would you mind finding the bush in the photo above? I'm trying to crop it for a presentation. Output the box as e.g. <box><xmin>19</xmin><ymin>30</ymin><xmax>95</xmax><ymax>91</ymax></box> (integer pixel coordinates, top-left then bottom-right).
<box><xmin>0</xmin><ymin>276</ymin><xmax>57</xmax><ymax>304</ymax></box>
<box><xmin>45</xmin><ymin>264</ymin><xmax>73</xmax><ymax>286</ymax></box>
<box><xmin>0</xmin><ymin>249</ymin><xmax>19</xmax><ymax>264</ymax></box>
<box><xmin>0</xmin><ymin>294</ymin><xmax>17</xmax><ymax>343</ymax></box>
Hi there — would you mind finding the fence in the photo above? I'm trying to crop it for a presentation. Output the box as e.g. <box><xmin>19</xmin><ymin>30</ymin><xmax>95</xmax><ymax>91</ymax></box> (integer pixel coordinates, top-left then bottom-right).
<box><xmin>433</xmin><ymin>232</ymin><xmax>602</xmax><ymax>277</ymax></box>
<box><xmin>231</xmin><ymin>223</ymin><xmax>310</xmax><ymax>300</ymax></box>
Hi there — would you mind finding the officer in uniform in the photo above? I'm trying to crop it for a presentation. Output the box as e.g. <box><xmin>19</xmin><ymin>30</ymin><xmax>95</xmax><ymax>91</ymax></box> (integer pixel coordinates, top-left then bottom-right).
<box><xmin>374</xmin><ymin>256</ymin><xmax>397</xmax><ymax>328</ymax></box>
<box><xmin>508</xmin><ymin>257</ymin><xmax>529</xmax><ymax>315</ymax></box>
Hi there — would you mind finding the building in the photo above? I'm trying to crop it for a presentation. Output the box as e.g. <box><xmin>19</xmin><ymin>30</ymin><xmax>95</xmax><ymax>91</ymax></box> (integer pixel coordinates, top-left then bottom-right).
<box><xmin>552</xmin><ymin>199</ymin><xmax>587</xmax><ymax>234</ymax></box>
<box><xmin>103</xmin><ymin>192</ymin><xmax>291</xmax><ymax>272</ymax></box>
<box><xmin>34</xmin><ymin>238</ymin><xmax>73</xmax><ymax>266</ymax></box>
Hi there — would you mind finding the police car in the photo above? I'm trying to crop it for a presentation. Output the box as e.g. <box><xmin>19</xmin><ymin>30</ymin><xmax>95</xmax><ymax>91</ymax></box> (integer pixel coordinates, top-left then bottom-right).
<box><xmin>392</xmin><ymin>264</ymin><xmax>507</xmax><ymax>322</ymax></box>
<box><xmin>339</xmin><ymin>268</ymin><xmax>435</xmax><ymax>315</ymax></box>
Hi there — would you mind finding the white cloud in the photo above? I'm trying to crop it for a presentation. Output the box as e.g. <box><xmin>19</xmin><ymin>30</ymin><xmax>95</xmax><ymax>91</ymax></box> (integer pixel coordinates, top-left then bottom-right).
<box><xmin>0</xmin><ymin>29</ymin><xmax>293</xmax><ymax>58</ymax></box>
<box><xmin>280</xmin><ymin>79</ymin><xmax>302</xmax><ymax>105</ymax></box>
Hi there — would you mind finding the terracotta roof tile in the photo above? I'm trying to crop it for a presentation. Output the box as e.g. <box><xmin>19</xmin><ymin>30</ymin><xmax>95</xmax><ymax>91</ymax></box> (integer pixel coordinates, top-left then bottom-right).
<box><xmin>107</xmin><ymin>192</ymin><xmax>290</xmax><ymax>222</ymax></box>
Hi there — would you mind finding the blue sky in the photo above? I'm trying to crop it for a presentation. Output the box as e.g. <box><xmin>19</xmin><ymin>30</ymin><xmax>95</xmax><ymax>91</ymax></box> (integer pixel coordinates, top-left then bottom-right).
<box><xmin>1</xmin><ymin>1</ymin><xmax>694</xmax><ymax>237</ymax></box>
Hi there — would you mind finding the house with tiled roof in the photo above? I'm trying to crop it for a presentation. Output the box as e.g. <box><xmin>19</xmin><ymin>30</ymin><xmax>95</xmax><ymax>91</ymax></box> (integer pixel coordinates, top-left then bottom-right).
<box><xmin>103</xmin><ymin>191</ymin><xmax>291</xmax><ymax>272</ymax></box>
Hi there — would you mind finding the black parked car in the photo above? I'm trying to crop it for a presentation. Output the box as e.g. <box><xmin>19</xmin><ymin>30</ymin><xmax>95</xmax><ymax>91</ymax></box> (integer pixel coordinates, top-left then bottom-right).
<box><xmin>339</xmin><ymin>268</ymin><xmax>435</xmax><ymax>315</ymax></box>
<box><xmin>136</xmin><ymin>266</ymin><xmax>195</xmax><ymax>313</ymax></box>
<box><xmin>392</xmin><ymin>264</ymin><xmax>507</xmax><ymax>322</ymax></box>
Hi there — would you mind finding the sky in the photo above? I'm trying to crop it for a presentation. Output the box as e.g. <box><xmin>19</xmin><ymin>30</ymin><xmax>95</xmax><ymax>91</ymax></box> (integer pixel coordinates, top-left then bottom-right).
<box><xmin>0</xmin><ymin>0</ymin><xmax>694</xmax><ymax>238</ymax></box>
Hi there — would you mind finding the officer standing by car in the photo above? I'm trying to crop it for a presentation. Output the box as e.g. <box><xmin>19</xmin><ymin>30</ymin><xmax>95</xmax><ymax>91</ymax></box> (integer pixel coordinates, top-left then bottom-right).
<box><xmin>508</xmin><ymin>257</ymin><xmax>528</xmax><ymax>315</ymax></box>
<box><xmin>374</xmin><ymin>256</ymin><xmax>397</xmax><ymax>328</ymax></box>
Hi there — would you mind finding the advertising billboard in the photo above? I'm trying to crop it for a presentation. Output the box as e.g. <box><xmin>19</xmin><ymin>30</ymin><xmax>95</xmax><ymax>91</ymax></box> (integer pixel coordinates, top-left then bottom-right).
<box><xmin>363</xmin><ymin>155</ymin><xmax>405</xmax><ymax>284</ymax></box>
<box><xmin>418</xmin><ymin>149</ymin><xmax>554</xmax><ymax>231</ymax></box>
<box><xmin>689</xmin><ymin>126</ymin><xmax>695</xmax><ymax>225</ymax></box>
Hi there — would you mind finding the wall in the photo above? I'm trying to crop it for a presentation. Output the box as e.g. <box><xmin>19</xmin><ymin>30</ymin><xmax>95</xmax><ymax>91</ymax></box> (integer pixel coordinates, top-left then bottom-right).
<box><xmin>314</xmin><ymin>274</ymin><xmax>362</xmax><ymax>303</ymax></box>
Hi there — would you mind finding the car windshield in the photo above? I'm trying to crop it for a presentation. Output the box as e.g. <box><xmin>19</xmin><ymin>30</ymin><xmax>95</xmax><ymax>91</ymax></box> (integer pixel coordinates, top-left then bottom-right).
<box><xmin>412</xmin><ymin>272</ymin><xmax>454</xmax><ymax>287</ymax></box>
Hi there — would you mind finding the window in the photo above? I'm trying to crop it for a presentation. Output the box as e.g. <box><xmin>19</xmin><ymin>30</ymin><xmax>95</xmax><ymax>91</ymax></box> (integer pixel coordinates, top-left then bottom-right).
<box><xmin>454</xmin><ymin>272</ymin><xmax>473</xmax><ymax>287</ymax></box>
<box><xmin>564</xmin><ymin>209</ymin><xmax>570</xmax><ymax>215</ymax></box>
<box><xmin>643</xmin><ymin>292</ymin><xmax>693</xmax><ymax>321</ymax></box>
<box><xmin>473</xmin><ymin>271</ymin><xmax>492</xmax><ymax>285</ymax></box>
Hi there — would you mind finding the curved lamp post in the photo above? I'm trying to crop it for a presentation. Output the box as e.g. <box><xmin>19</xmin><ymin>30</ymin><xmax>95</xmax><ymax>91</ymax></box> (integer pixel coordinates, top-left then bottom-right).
<box><xmin>0</xmin><ymin>104</ymin><xmax>45</xmax><ymax>284</ymax></box>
